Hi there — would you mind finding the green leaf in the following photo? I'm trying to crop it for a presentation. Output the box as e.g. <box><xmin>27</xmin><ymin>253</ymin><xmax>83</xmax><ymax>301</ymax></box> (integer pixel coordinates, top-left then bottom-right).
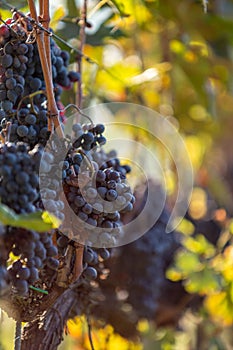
<box><xmin>185</xmin><ymin>268</ymin><xmax>220</xmax><ymax>295</ymax></box>
<box><xmin>86</xmin><ymin>23</ymin><xmax>125</xmax><ymax>46</ymax></box>
<box><xmin>0</xmin><ymin>203</ymin><xmax>60</xmax><ymax>232</ymax></box>
<box><xmin>175</xmin><ymin>250</ymin><xmax>203</xmax><ymax>274</ymax></box>
<box><xmin>182</xmin><ymin>234</ymin><xmax>216</xmax><ymax>258</ymax></box>
<box><xmin>66</xmin><ymin>0</ymin><xmax>78</xmax><ymax>17</ymax></box>
<box><xmin>0</xmin><ymin>203</ymin><xmax>17</xmax><ymax>225</ymax></box>
<box><xmin>110</xmin><ymin>0</ymin><xmax>130</xmax><ymax>17</ymax></box>
<box><xmin>15</xmin><ymin>211</ymin><xmax>61</xmax><ymax>232</ymax></box>
<box><xmin>50</xmin><ymin>6</ymin><xmax>66</xmax><ymax>30</ymax></box>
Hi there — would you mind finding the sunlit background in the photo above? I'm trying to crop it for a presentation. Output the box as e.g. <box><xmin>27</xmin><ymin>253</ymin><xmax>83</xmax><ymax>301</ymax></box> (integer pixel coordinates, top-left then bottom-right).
<box><xmin>2</xmin><ymin>0</ymin><xmax>233</xmax><ymax>348</ymax></box>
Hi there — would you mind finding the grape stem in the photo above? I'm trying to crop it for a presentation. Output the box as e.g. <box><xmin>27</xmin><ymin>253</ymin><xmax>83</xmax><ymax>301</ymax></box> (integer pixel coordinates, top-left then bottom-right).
<box><xmin>76</xmin><ymin>0</ymin><xmax>88</xmax><ymax>109</ymax></box>
<box><xmin>27</xmin><ymin>0</ymin><xmax>64</xmax><ymax>138</ymax></box>
<box><xmin>63</xmin><ymin>103</ymin><xmax>94</xmax><ymax>125</ymax></box>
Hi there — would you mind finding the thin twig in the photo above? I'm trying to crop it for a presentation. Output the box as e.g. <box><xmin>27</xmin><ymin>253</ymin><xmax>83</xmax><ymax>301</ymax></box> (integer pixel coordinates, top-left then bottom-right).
<box><xmin>87</xmin><ymin>316</ymin><xmax>95</xmax><ymax>350</ymax></box>
<box><xmin>14</xmin><ymin>321</ymin><xmax>21</xmax><ymax>350</ymax></box>
<box><xmin>76</xmin><ymin>0</ymin><xmax>88</xmax><ymax>109</ymax></box>
<box><xmin>64</xmin><ymin>103</ymin><xmax>94</xmax><ymax>124</ymax></box>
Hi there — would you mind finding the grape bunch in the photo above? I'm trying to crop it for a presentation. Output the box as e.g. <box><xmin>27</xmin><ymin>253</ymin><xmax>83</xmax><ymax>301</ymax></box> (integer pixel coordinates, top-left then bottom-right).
<box><xmin>57</xmin><ymin>230</ymin><xmax>110</xmax><ymax>282</ymax></box>
<box><xmin>0</xmin><ymin>142</ymin><xmax>38</xmax><ymax>213</ymax></box>
<box><xmin>0</xmin><ymin>15</ymin><xmax>79</xmax><ymax>149</ymax></box>
<box><xmin>0</xmin><ymin>10</ymin><xmax>135</xmax><ymax>320</ymax></box>
<box><xmin>0</xmin><ymin>16</ymin><xmax>79</xmax><ymax>110</ymax></box>
<box><xmin>6</xmin><ymin>107</ymin><xmax>49</xmax><ymax>148</ymax></box>
<box><xmin>0</xmin><ymin>142</ymin><xmax>60</xmax><ymax>297</ymax></box>
<box><xmin>69</xmin><ymin>184</ymin><xmax>181</xmax><ymax>339</ymax></box>
<box><xmin>39</xmin><ymin>121</ymin><xmax>135</xmax><ymax>248</ymax></box>
<box><xmin>6</xmin><ymin>228</ymin><xmax>58</xmax><ymax>296</ymax></box>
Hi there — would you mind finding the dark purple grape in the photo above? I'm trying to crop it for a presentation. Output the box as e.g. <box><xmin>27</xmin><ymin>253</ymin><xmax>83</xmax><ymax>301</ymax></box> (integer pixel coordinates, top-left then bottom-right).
<box><xmin>1</xmin><ymin>54</ymin><xmax>13</xmax><ymax>68</ymax></box>
<box><xmin>13</xmin><ymin>279</ymin><xmax>28</xmax><ymax>295</ymax></box>
<box><xmin>28</xmin><ymin>267</ymin><xmax>39</xmax><ymax>283</ymax></box>
<box><xmin>94</xmin><ymin>124</ymin><xmax>105</xmax><ymax>134</ymax></box>
<box><xmin>68</xmin><ymin>71</ymin><xmax>80</xmax><ymax>82</ymax></box>
<box><xmin>74</xmin><ymin>196</ymin><xmax>85</xmax><ymax>207</ymax></box>
<box><xmin>17</xmin><ymin>267</ymin><xmax>30</xmax><ymax>280</ymax></box>
<box><xmin>99</xmin><ymin>248</ymin><xmax>110</xmax><ymax>260</ymax></box>
<box><xmin>106</xmin><ymin>189</ymin><xmax>118</xmax><ymax>201</ymax></box>
<box><xmin>17</xmin><ymin>125</ymin><xmax>29</xmax><ymax>137</ymax></box>
<box><xmin>83</xmin><ymin>266</ymin><xmax>97</xmax><ymax>280</ymax></box>
<box><xmin>46</xmin><ymin>257</ymin><xmax>59</xmax><ymax>270</ymax></box>
<box><xmin>96</xmin><ymin>170</ymin><xmax>106</xmax><ymax>182</ymax></box>
<box><xmin>97</xmin><ymin>187</ymin><xmax>107</xmax><ymax>198</ymax></box>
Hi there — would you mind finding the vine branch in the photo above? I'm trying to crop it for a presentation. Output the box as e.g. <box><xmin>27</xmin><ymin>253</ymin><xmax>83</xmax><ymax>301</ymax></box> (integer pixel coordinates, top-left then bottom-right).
<box><xmin>40</xmin><ymin>0</ymin><xmax>52</xmax><ymax>74</ymax></box>
<box><xmin>27</xmin><ymin>0</ymin><xmax>64</xmax><ymax>138</ymax></box>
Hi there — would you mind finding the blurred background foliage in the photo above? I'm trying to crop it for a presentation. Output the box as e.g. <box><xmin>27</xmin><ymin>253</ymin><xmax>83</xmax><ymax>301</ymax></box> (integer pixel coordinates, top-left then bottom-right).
<box><xmin>2</xmin><ymin>0</ymin><xmax>233</xmax><ymax>349</ymax></box>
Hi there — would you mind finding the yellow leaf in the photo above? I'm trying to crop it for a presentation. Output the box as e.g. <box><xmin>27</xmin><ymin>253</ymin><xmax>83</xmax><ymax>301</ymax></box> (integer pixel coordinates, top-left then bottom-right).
<box><xmin>205</xmin><ymin>291</ymin><xmax>233</xmax><ymax>326</ymax></box>
<box><xmin>50</xmin><ymin>6</ymin><xmax>66</xmax><ymax>30</ymax></box>
<box><xmin>166</xmin><ymin>268</ymin><xmax>182</xmax><ymax>282</ymax></box>
<box><xmin>175</xmin><ymin>251</ymin><xmax>203</xmax><ymax>274</ymax></box>
<box><xmin>182</xmin><ymin>234</ymin><xmax>215</xmax><ymax>258</ymax></box>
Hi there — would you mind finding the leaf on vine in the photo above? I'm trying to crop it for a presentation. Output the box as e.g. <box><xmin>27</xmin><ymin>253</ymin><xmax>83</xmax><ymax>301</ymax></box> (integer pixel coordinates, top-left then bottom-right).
<box><xmin>110</xmin><ymin>0</ymin><xmax>130</xmax><ymax>17</ymax></box>
<box><xmin>0</xmin><ymin>203</ymin><xmax>17</xmax><ymax>224</ymax></box>
<box><xmin>66</xmin><ymin>0</ymin><xmax>78</xmax><ymax>17</ymax></box>
<box><xmin>0</xmin><ymin>203</ymin><xmax>61</xmax><ymax>232</ymax></box>
<box><xmin>184</xmin><ymin>268</ymin><xmax>220</xmax><ymax>295</ymax></box>
<box><xmin>50</xmin><ymin>6</ymin><xmax>66</xmax><ymax>30</ymax></box>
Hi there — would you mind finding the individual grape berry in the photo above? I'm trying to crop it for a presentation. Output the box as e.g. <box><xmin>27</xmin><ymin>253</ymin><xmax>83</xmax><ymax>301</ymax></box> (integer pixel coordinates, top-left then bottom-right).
<box><xmin>99</xmin><ymin>248</ymin><xmax>110</xmax><ymax>260</ymax></box>
<box><xmin>29</xmin><ymin>77</ymin><xmax>42</xmax><ymax>91</ymax></box>
<box><xmin>97</xmin><ymin>186</ymin><xmax>108</xmax><ymax>198</ymax></box>
<box><xmin>1</xmin><ymin>54</ymin><xmax>13</xmax><ymax>68</ymax></box>
<box><xmin>83</xmin><ymin>266</ymin><xmax>98</xmax><ymax>280</ymax></box>
<box><xmin>25</xmin><ymin>114</ymin><xmax>37</xmax><ymax>125</ymax></box>
<box><xmin>46</xmin><ymin>257</ymin><xmax>59</xmax><ymax>270</ymax></box>
<box><xmin>46</xmin><ymin>245</ymin><xmax>58</xmax><ymax>257</ymax></box>
<box><xmin>82</xmin><ymin>203</ymin><xmax>92</xmax><ymax>215</ymax></box>
<box><xmin>68</xmin><ymin>71</ymin><xmax>80</xmax><ymax>82</ymax></box>
<box><xmin>74</xmin><ymin>196</ymin><xmax>85</xmax><ymax>207</ymax></box>
<box><xmin>97</xmin><ymin>135</ymin><xmax>106</xmax><ymax>145</ymax></box>
<box><xmin>13</xmin><ymin>279</ymin><xmax>28</xmax><ymax>295</ymax></box>
<box><xmin>86</xmin><ymin>217</ymin><xmax>97</xmax><ymax>227</ymax></box>
<box><xmin>83</xmin><ymin>132</ymin><xmax>94</xmax><ymax>144</ymax></box>
<box><xmin>96</xmin><ymin>170</ymin><xmax>106</xmax><ymax>182</ymax></box>
<box><xmin>16</xmin><ymin>267</ymin><xmax>30</xmax><ymax>280</ymax></box>
<box><xmin>28</xmin><ymin>267</ymin><xmax>39</xmax><ymax>284</ymax></box>
<box><xmin>106</xmin><ymin>189</ymin><xmax>118</xmax><ymax>201</ymax></box>
<box><xmin>0</xmin><ymin>90</ymin><xmax>7</xmax><ymax>101</ymax></box>
<box><xmin>86</xmin><ymin>187</ymin><xmax>97</xmax><ymax>199</ymax></box>
<box><xmin>73</xmin><ymin>153</ymin><xmax>83</xmax><ymax>165</ymax></box>
<box><xmin>2</xmin><ymin>100</ymin><xmax>13</xmax><ymax>111</ymax></box>
<box><xmin>57</xmin><ymin>235</ymin><xmax>70</xmax><ymax>248</ymax></box>
<box><xmin>17</xmin><ymin>125</ymin><xmax>29</xmax><ymax>137</ymax></box>
<box><xmin>83</xmin><ymin>249</ymin><xmax>94</xmax><ymax>264</ymax></box>
<box><xmin>94</xmin><ymin>124</ymin><xmax>105</xmax><ymax>135</ymax></box>
<box><xmin>5</xmin><ymin>78</ymin><xmax>17</xmax><ymax>89</ymax></box>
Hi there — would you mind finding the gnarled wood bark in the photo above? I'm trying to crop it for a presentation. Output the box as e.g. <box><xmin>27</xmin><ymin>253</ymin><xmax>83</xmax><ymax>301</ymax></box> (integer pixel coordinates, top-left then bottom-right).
<box><xmin>21</xmin><ymin>289</ymin><xmax>76</xmax><ymax>350</ymax></box>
